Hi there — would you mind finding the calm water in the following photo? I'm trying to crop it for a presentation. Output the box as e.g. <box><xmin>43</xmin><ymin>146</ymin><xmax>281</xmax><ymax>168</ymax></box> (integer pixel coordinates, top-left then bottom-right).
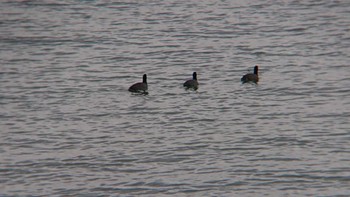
<box><xmin>1</xmin><ymin>0</ymin><xmax>350</xmax><ymax>196</ymax></box>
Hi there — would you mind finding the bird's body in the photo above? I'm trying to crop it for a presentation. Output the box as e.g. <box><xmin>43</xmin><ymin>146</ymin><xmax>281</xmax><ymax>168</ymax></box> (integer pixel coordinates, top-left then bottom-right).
<box><xmin>241</xmin><ymin>65</ymin><xmax>259</xmax><ymax>84</ymax></box>
<box><xmin>184</xmin><ymin>72</ymin><xmax>198</xmax><ymax>90</ymax></box>
<box><xmin>129</xmin><ymin>74</ymin><xmax>148</xmax><ymax>93</ymax></box>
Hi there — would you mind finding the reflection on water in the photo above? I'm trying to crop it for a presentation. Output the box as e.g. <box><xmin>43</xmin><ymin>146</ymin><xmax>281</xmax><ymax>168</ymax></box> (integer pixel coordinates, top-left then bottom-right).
<box><xmin>1</xmin><ymin>0</ymin><xmax>349</xmax><ymax>196</ymax></box>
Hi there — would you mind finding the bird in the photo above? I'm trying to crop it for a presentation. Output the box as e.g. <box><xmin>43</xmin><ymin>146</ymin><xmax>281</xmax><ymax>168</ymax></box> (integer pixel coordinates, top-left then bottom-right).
<box><xmin>241</xmin><ymin>65</ymin><xmax>259</xmax><ymax>84</ymax></box>
<box><xmin>183</xmin><ymin>72</ymin><xmax>199</xmax><ymax>90</ymax></box>
<box><xmin>128</xmin><ymin>74</ymin><xmax>148</xmax><ymax>93</ymax></box>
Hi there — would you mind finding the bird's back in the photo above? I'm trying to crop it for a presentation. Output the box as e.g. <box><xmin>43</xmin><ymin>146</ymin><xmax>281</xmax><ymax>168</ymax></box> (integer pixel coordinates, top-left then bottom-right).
<box><xmin>241</xmin><ymin>73</ymin><xmax>259</xmax><ymax>83</ymax></box>
<box><xmin>129</xmin><ymin>82</ymin><xmax>148</xmax><ymax>92</ymax></box>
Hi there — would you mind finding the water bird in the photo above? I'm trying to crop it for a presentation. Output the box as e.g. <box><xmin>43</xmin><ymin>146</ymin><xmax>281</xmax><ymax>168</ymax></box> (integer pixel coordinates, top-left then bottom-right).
<box><xmin>183</xmin><ymin>72</ymin><xmax>198</xmax><ymax>90</ymax></box>
<box><xmin>241</xmin><ymin>65</ymin><xmax>259</xmax><ymax>84</ymax></box>
<box><xmin>129</xmin><ymin>74</ymin><xmax>148</xmax><ymax>93</ymax></box>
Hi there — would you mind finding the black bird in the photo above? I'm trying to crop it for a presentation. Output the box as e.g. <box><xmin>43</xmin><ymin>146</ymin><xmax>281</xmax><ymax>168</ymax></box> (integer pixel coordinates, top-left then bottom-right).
<box><xmin>184</xmin><ymin>72</ymin><xmax>199</xmax><ymax>90</ymax></box>
<box><xmin>129</xmin><ymin>74</ymin><xmax>148</xmax><ymax>93</ymax></box>
<box><xmin>241</xmin><ymin>65</ymin><xmax>259</xmax><ymax>84</ymax></box>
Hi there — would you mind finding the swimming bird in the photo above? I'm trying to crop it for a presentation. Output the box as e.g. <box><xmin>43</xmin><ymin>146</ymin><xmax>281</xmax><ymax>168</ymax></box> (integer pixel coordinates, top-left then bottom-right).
<box><xmin>241</xmin><ymin>65</ymin><xmax>259</xmax><ymax>84</ymax></box>
<box><xmin>183</xmin><ymin>72</ymin><xmax>198</xmax><ymax>90</ymax></box>
<box><xmin>129</xmin><ymin>74</ymin><xmax>148</xmax><ymax>93</ymax></box>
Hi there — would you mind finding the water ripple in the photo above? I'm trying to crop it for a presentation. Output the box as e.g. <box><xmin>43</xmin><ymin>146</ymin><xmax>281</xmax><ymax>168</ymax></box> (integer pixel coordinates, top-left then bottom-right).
<box><xmin>1</xmin><ymin>0</ymin><xmax>350</xmax><ymax>196</ymax></box>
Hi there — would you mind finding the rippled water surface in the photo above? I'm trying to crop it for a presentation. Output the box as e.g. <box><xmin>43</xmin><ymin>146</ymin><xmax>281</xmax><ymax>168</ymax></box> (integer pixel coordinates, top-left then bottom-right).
<box><xmin>1</xmin><ymin>0</ymin><xmax>350</xmax><ymax>196</ymax></box>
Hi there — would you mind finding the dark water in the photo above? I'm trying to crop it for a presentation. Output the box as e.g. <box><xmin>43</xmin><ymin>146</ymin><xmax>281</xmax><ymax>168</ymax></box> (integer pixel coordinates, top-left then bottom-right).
<box><xmin>1</xmin><ymin>0</ymin><xmax>350</xmax><ymax>196</ymax></box>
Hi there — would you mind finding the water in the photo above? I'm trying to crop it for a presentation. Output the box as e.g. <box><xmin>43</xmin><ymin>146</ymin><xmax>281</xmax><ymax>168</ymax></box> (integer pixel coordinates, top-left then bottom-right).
<box><xmin>1</xmin><ymin>0</ymin><xmax>350</xmax><ymax>196</ymax></box>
